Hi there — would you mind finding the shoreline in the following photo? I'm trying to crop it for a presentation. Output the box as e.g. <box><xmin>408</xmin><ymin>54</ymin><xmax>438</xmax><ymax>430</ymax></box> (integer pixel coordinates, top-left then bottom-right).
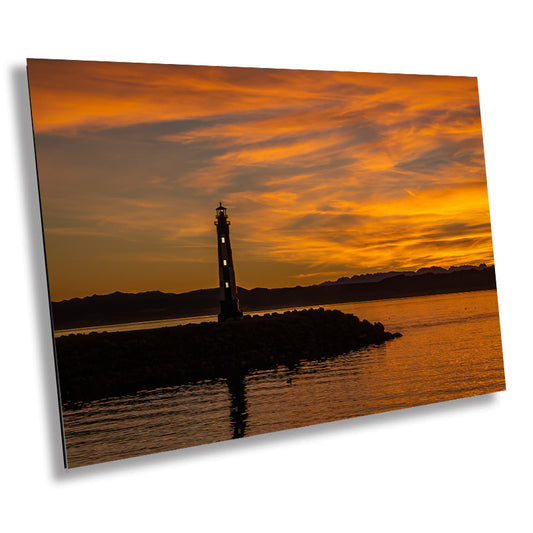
<box><xmin>56</xmin><ymin>308</ymin><xmax>401</xmax><ymax>405</ymax></box>
<box><xmin>54</xmin><ymin>284</ymin><xmax>497</xmax><ymax>334</ymax></box>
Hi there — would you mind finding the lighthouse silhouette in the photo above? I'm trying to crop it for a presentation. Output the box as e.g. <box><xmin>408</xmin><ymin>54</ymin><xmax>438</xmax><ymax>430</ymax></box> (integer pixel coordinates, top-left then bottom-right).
<box><xmin>215</xmin><ymin>203</ymin><xmax>243</xmax><ymax>322</ymax></box>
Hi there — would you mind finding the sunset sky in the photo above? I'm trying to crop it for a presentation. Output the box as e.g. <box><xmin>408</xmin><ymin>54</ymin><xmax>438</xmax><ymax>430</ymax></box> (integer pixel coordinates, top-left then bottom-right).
<box><xmin>28</xmin><ymin>59</ymin><xmax>494</xmax><ymax>302</ymax></box>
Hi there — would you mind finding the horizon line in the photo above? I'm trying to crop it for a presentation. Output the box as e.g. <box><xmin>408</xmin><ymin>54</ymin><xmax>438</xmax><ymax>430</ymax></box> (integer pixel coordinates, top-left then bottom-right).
<box><xmin>51</xmin><ymin>263</ymin><xmax>494</xmax><ymax>303</ymax></box>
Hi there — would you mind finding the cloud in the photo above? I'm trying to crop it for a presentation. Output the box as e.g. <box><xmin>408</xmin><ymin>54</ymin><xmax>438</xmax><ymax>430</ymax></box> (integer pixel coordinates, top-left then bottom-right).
<box><xmin>28</xmin><ymin>60</ymin><xmax>493</xmax><ymax>300</ymax></box>
<box><xmin>395</xmin><ymin>137</ymin><xmax>485</xmax><ymax>174</ymax></box>
<box><xmin>282</xmin><ymin>213</ymin><xmax>366</xmax><ymax>231</ymax></box>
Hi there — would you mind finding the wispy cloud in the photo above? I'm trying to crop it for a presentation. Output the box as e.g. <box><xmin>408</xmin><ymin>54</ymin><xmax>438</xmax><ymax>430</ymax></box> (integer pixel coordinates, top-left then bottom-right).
<box><xmin>28</xmin><ymin>60</ymin><xmax>492</xmax><ymax>300</ymax></box>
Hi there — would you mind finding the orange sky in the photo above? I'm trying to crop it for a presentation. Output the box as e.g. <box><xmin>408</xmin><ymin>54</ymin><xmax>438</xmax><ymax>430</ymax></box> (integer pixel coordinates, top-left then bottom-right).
<box><xmin>27</xmin><ymin>59</ymin><xmax>495</xmax><ymax>302</ymax></box>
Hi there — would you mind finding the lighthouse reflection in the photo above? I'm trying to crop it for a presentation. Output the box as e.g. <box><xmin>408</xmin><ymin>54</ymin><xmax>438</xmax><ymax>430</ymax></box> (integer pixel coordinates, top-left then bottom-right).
<box><xmin>226</xmin><ymin>372</ymin><xmax>248</xmax><ymax>439</ymax></box>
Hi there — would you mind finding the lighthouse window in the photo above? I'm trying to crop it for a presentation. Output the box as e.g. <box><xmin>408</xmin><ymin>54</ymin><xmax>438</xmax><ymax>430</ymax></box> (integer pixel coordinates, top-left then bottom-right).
<box><xmin>221</xmin><ymin>236</ymin><xmax>225</xmax><ymax>243</ymax></box>
<box><xmin>225</xmin><ymin>282</ymin><xmax>229</xmax><ymax>288</ymax></box>
<box><xmin>223</xmin><ymin>259</ymin><xmax>227</xmax><ymax>266</ymax></box>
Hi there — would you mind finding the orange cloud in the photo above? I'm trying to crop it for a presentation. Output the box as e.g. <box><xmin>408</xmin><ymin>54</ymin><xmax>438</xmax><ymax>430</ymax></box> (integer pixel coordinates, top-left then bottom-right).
<box><xmin>28</xmin><ymin>60</ymin><xmax>493</xmax><ymax>300</ymax></box>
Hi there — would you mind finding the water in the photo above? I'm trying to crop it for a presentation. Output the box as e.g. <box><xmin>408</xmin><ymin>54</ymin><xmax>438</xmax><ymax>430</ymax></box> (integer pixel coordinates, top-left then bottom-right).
<box><xmin>55</xmin><ymin>314</ymin><xmax>218</xmax><ymax>337</ymax></box>
<box><xmin>62</xmin><ymin>290</ymin><xmax>505</xmax><ymax>468</ymax></box>
<box><xmin>55</xmin><ymin>305</ymin><xmax>313</xmax><ymax>337</ymax></box>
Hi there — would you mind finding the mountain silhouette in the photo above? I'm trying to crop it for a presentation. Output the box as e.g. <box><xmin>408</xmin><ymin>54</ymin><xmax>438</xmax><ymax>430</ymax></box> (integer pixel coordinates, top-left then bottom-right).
<box><xmin>52</xmin><ymin>265</ymin><xmax>496</xmax><ymax>330</ymax></box>
<box><xmin>319</xmin><ymin>263</ymin><xmax>489</xmax><ymax>286</ymax></box>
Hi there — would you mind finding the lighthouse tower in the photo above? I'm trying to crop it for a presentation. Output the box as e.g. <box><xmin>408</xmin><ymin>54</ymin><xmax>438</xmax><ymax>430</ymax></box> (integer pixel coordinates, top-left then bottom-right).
<box><xmin>215</xmin><ymin>203</ymin><xmax>243</xmax><ymax>322</ymax></box>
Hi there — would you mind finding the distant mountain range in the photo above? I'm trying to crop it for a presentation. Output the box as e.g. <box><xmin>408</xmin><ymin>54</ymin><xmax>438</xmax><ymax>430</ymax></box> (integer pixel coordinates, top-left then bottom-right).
<box><xmin>319</xmin><ymin>264</ymin><xmax>490</xmax><ymax>286</ymax></box>
<box><xmin>51</xmin><ymin>264</ymin><xmax>497</xmax><ymax>330</ymax></box>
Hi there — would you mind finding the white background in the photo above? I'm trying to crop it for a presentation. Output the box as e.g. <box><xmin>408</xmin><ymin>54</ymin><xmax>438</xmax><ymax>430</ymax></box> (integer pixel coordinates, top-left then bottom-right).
<box><xmin>1</xmin><ymin>1</ymin><xmax>531</xmax><ymax>531</ymax></box>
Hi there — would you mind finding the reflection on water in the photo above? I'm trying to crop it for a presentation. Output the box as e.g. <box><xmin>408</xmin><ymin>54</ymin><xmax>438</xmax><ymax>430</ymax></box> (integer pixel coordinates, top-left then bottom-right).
<box><xmin>227</xmin><ymin>373</ymin><xmax>248</xmax><ymax>439</ymax></box>
<box><xmin>62</xmin><ymin>290</ymin><xmax>505</xmax><ymax>468</ymax></box>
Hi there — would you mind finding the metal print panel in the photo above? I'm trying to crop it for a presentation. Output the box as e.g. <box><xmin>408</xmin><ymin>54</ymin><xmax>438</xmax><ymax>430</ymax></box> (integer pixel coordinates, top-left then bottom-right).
<box><xmin>27</xmin><ymin>59</ymin><xmax>505</xmax><ymax>468</ymax></box>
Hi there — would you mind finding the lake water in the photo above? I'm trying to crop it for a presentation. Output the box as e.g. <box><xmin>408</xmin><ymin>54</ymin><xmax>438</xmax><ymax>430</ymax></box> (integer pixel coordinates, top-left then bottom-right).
<box><xmin>55</xmin><ymin>305</ymin><xmax>318</xmax><ymax>337</ymax></box>
<box><xmin>61</xmin><ymin>290</ymin><xmax>505</xmax><ymax>468</ymax></box>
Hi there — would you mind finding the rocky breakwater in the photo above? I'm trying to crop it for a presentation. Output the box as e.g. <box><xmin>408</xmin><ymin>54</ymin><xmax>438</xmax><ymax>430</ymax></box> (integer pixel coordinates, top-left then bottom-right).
<box><xmin>56</xmin><ymin>308</ymin><xmax>402</xmax><ymax>405</ymax></box>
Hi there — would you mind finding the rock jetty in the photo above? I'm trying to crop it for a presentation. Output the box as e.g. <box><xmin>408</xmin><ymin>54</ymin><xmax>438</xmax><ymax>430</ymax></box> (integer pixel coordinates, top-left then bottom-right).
<box><xmin>56</xmin><ymin>308</ymin><xmax>402</xmax><ymax>405</ymax></box>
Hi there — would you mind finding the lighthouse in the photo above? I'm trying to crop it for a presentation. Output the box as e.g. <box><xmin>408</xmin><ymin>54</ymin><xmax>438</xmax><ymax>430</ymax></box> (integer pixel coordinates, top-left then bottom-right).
<box><xmin>215</xmin><ymin>203</ymin><xmax>243</xmax><ymax>322</ymax></box>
